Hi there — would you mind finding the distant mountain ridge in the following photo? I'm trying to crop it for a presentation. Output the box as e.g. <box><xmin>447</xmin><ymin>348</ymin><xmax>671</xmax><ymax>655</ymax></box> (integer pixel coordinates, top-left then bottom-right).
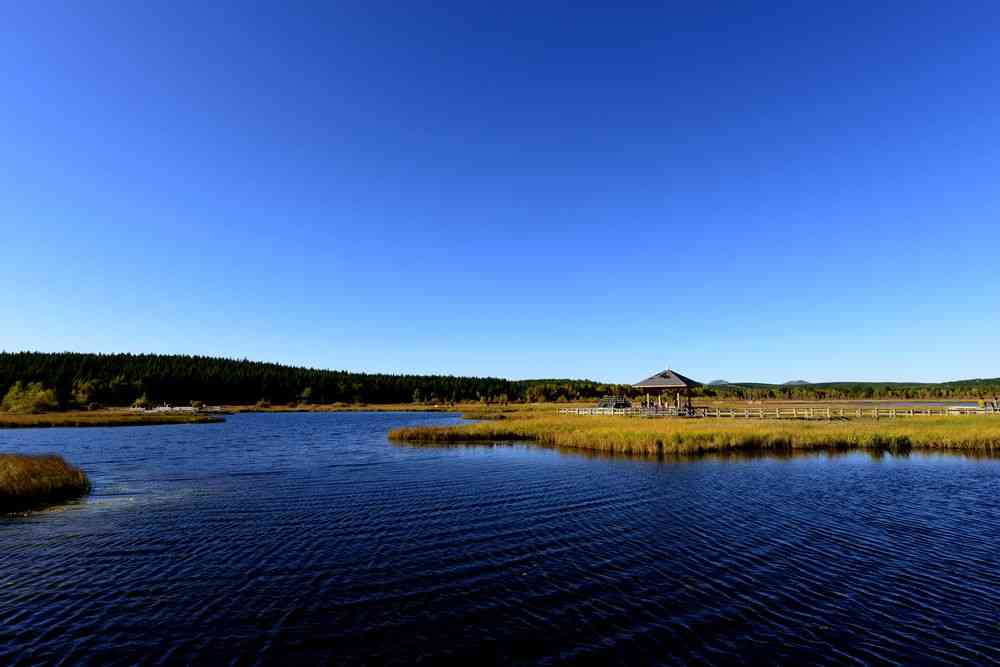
<box><xmin>701</xmin><ymin>377</ymin><xmax>1000</xmax><ymax>400</ymax></box>
<box><xmin>724</xmin><ymin>379</ymin><xmax>1000</xmax><ymax>388</ymax></box>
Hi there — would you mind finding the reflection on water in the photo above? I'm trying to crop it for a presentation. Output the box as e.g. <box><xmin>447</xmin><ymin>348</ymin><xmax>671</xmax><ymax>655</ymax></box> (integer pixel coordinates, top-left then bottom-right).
<box><xmin>429</xmin><ymin>439</ymin><xmax>1000</xmax><ymax>465</ymax></box>
<box><xmin>2</xmin><ymin>412</ymin><xmax>1000</xmax><ymax>665</ymax></box>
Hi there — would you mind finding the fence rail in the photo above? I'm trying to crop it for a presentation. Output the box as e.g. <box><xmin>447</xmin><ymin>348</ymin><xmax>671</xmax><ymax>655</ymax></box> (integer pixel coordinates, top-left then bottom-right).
<box><xmin>559</xmin><ymin>406</ymin><xmax>999</xmax><ymax>420</ymax></box>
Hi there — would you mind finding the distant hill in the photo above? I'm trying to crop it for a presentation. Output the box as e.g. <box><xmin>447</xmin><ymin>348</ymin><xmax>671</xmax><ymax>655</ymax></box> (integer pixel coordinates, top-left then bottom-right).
<box><xmin>708</xmin><ymin>380</ymin><xmax>731</xmax><ymax>386</ymax></box>
<box><xmin>783</xmin><ymin>380</ymin><xmax>811</xmax><ymax>386</ymax></box>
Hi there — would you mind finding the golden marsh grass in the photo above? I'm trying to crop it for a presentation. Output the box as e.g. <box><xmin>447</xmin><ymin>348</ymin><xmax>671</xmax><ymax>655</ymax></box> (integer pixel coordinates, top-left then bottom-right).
<box><xmin>390</xmin><ymin>410</ymin><xmax>1000</xmax><ymax>455</ymax></box>
<box><xmin>0</xmin><ymin>454</ymin><xmax>91</xmax><ymax>510</ymax></box>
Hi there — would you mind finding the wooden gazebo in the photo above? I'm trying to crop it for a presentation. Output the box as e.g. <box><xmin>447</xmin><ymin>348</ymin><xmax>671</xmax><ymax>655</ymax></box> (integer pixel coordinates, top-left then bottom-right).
<box><xmin>633</xmin><ymin>369</ymin><xmax>703</xmax><ymax>412</ymax></box>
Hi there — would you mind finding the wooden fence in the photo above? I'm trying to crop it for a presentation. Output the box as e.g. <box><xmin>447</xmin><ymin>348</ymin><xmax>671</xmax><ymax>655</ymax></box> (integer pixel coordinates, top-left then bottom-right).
<box><xmin>559</xmin><ymin>406</ymin><xmax>999</xmax><ymax>420</ymax></box>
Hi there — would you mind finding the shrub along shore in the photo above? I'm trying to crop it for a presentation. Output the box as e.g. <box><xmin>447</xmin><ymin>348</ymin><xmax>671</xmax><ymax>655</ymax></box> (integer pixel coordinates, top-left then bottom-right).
<box><xmin>0</xmin><ymin>454</ymin><xmax>91</xmax><ymax>511</ymax></box>
<box><xmin>390</xmin><ymin>410</ymin><xmax>1000</xmax><ymax>455</ymax></box>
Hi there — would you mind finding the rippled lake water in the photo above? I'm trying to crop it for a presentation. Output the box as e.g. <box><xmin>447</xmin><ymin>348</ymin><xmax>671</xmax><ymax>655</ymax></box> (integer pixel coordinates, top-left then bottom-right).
<box><xmin>3</xmin><ymin>412</ymin><xmax>1000</xmax><ymax>665</ymax></box>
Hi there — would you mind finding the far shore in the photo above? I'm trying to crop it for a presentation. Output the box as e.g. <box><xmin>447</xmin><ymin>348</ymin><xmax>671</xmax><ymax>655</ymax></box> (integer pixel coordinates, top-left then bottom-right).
<box><xmin>1</xmin><ymin>398</ymin><xmax>995</xmax><ymax>431</ymax></box>
<box><xmin>224</xmin><ymin>397</ymin><xmax>990</xmax><ymax>413</ymax></box>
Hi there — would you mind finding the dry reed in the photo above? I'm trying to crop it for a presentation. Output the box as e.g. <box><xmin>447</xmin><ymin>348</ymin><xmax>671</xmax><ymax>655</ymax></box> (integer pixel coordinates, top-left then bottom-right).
<box><xmin>0</xmin><ymin>454</ymin><xmax>91</xmax><ymax>510</ymax></box>
<box><xmin>390</xmin><ymin>413</ymin><xmax>1000</xmax><ymax>455</ymax></box>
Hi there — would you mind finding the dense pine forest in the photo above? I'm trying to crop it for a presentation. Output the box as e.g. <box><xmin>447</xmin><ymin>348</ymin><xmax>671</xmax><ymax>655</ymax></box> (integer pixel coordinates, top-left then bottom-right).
<box><xmin>702</xmin><ymin>380</ymin><xmax>1000</xmax><ymax>401</ymax></box>
<box><xmin>0</xmin><ymin>352</ymin><xmax>998</xmax><ymax>410</ymax></box>
<box><xmin>0</xmin><ymin>352</ymin><xmax>628</xmax><ymax>408</ymax></box>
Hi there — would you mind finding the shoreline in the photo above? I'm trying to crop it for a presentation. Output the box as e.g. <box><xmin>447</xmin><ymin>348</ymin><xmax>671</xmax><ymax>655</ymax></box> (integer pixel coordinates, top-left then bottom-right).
<box><xmin>0</xmin><ymin>411</ymin><xmax>224</xmax><ymax>429</ymax></box>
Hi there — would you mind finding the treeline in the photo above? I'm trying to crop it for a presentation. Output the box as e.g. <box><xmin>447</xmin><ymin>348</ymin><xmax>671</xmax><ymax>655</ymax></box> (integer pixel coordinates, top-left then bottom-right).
<box><xmin>2</xmin><ymin>352</ymin><xmax>997</xmax><ymax>410</ymax></box>
<box><xmin>698</xmin><ymin>380</ymin><xmax>1000</xmax><ymax>401</ymax></box>
<box><xmin>0</xmin><ymin>352</ymin><xmax>629</xmax><ymax>408</ymax></box>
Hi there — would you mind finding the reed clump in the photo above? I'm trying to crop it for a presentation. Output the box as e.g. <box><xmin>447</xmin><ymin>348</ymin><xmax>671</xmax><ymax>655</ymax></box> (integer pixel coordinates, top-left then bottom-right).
<box><xmin>0</xmin><ymin>454</ymin><xmax>91</xmax><ymax>510</ymax></box>
<box><xmin>390</xmin><ymin>413</ymin><xmax>1000</xmax><ymax>455</ymax></box>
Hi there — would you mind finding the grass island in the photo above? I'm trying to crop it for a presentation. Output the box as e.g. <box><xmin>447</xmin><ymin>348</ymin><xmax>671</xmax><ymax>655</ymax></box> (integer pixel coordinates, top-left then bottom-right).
<box><xmin>390</xmin><ymin>404</ymin><xmax>1000</xmax><ymax>456</ymax></box>
<box><xmin>0</xmin><ymin>454</ymin><xmax>91</xmax><ymax>512</ymax></box>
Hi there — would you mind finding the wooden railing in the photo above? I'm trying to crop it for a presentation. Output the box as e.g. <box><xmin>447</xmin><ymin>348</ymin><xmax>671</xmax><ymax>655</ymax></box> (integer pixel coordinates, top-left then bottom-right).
<box><xmin>560</xmin><ymin>407</ymin><xmax>686</xmax><ymax>417</ymax></box>
<box><xmin>560</xmin><ymin>406</ymin><xmax>999</xmax><ymax>419</ymax></box>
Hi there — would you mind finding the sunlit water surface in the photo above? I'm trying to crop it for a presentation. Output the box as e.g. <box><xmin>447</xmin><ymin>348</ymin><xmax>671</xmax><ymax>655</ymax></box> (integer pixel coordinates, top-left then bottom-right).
<box><xmin>3</xmin><ymin>413</ymin><xmax>1000</xmax><ymax>665</ymax></box>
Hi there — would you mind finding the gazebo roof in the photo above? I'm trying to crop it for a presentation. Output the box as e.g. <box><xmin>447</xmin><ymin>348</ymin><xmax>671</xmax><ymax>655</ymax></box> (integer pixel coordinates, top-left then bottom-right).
<box><xmin>633</xmin><ymin>369</ymin><xmax>703</xmax><ymax>389</ymax></box>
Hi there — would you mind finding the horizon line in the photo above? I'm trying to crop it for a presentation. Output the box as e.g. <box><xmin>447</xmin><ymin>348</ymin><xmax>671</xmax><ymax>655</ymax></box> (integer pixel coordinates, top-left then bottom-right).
<box><xmin>2</xmin><ymin>349</ymin><xmax>998</xmax><ymax>386</ymax></box>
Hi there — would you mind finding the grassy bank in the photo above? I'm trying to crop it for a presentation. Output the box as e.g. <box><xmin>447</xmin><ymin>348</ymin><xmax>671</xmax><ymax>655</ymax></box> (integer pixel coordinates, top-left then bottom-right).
<box><xmin>0</xmin><ymin>411</ymin><xmax>224</xmax><ymax>429</ymax></box>
<box><xmin>0</xmin><ymin>454</ymin><xmax>91</xmax><ymax>510</ymax></box>
<box><xmin>223</xmin><ymin>402</ymin><xmax>548</xmax><ymax>415</ymax></box>
<box><xmin>390</xmin><ymin>411</ymin><xmax>1000</xmax><ymax>455</ymax></box>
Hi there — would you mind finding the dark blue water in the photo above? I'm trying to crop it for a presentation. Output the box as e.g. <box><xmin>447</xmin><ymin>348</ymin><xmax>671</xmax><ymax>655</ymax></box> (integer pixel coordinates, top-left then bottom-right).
<box><xmin>3</xmin><ymin>413</ymin><xmax>1000</xmax><ymax>665</ymax></box>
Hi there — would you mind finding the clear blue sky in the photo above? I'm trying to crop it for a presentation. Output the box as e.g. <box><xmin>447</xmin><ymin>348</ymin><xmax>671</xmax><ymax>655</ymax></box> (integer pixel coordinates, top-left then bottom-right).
<box><xmin>2</xmin><ymin>1</ymin><xmax>998</xmax><ymax>384</ymax></box>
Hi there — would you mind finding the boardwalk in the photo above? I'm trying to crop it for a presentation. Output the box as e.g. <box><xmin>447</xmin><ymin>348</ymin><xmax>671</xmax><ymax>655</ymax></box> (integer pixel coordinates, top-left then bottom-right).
<box><xmin>560</xmin><ymin>406</ymin><xmax>999</xmax><ymax>420</ymax></box>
